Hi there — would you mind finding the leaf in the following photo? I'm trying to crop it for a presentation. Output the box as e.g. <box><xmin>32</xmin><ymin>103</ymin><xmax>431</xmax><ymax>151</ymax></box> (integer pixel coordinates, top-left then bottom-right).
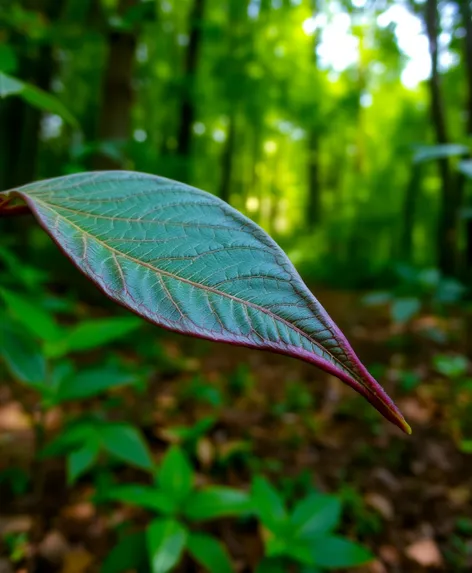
<box><xmin>459</xmin><ymin>159</ymin><xmax>472</xmax><ymax>179</ymax></box>
<box><xmin>157</xmin><ymin>447</ymin><xmax>193</xmax><ymax>502</ymax></box>
<box><xmin>101</xmin><ymin>531</ymin><xmax>147</xmax><ymax>573</ymax></box>
<box><xmin>63</xmin><ymin>316</ymin><xmax>142</xmax><ymax>353</ymax></box>
<box><xmin>67</xmin><ymin>439</ymin><xmax>100</xmax><ymax>484</ymax></box>
<box><xmin>0</xmin><ymin>45</ymin><xmax>17</xmax><ymax>74</ymax></box>
<box><xmin>105</xmin><ymin>485</ymin><xmax>176</xmax><ymax>514</ymax></box>
<box><xmin>285</xmin><ymin>541</ymin><xmax>315</xmax><ymax>565</ymax></box>
<box><xmin>56</xmin><ymin>366</ymin><xmax>136</xmax><ymax>402</ymax></box>
<box><xmin>291</xmin><ymin>493</ymin><xmax>341</xmax><ymax>539</ymax></box>
<box><xmin>0</xmin><ymin>172</ymin><xmax>410</xmax><ymax>433</ymax></box>
<box><xmin>101</xmin><ymin>422</ymin><xmax>154</xmax><ymax>471</ymax></box>
<box><xmin>433</xmin><ymin>354</ymin><xmax>468</xmax><ymax>378</ymax></box>
<box><xmin>0</xmin><ymin>71</ymin><xmax>78</xmax><ymax>127</ymax></box>
<box><xmin>187</xmin><ymin>532</ymin><xmax>234</xmax><ymax>573</ymax></box>
<box><xmin>146</xmin><ymin>518</ymin><xmax>187</xmax><ymax>573</ymax></box>
<box><xmin>390</xmin><ymin>297</ymin><xmax>421</xmax><ymax>325</ymax></box>
<box><xmin>251</xmin><ymin>476</ymin><xmax>287</xmax><ymax>530</ymax></box>
<box><xmin>310</xmin><ymin>536</ymin><xmax>373</xmax><ymax>569</ymax></box>
<box><xmin>0</xmin><ymin>288</ymin><xmax>63</xmax><ymax>343</ymax></box>
<box><xmin>41</xmin><ymin>420</ymin><xmax>98</xmax><ymax>457</ymax></box>
<box><xmin>0</xmin><ymin>71</ymin><xmax>23</xmax><ymax>97</ymax></box>
<box><xmin>460</xmin><ymin>440</ymin><xmax>472</xmax><ymax>454</ymax></box>
<box><xmin>184</xmin><ymin>487</ymin><xmax>251</xmax><ymax>521</ymax></box>
<box><xmin>0</xmin><ymin>316</ymin><xmax>46</xmax><ymax>385</ymax></box>
<box><xmin>413</xmin><ymin>143</ymin><xmax>469</xmax><ymax>163</ymax></box>
<box><xmin>163</xmin><ymin>417</ymin><xmax>216</xmax><ymax>445</ymax></box>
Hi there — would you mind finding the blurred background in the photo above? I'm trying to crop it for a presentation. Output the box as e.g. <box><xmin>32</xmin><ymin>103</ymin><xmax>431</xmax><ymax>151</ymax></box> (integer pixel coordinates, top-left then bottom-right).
<box><xmin>1</xmin><ymin>0</ymin><xmax>472</xmax><ymax>572</ymax></box>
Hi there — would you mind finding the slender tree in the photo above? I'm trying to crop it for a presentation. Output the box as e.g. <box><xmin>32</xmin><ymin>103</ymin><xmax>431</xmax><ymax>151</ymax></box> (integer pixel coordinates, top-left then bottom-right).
<box><xmin>424</xmin><ymin>0</ymin><xmax>458</xmax><ymax>275</ymax></box>
<box><xmin>456</xmin><ymin>0</ymin><xmax>472</xmax><ymax>274</ymax></box>
<box><xmin>94</xmin><ymin>0</ymin><xmax>139</xmax><ymax>169</ymax></box>
<box><xmin>176</xmin><ymin>0</ymin><xmax>206</xmax><ymax>182</ymax></box>
<box><xmin>0</xmin><ymin>0</ymin><xmax>64</xmax><ymax>189</ymax></box>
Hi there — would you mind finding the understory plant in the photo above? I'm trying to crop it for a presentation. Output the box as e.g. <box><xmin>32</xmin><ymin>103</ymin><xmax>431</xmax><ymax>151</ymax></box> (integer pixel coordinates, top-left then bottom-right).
<box><xmin>98</xmin><ymin>447</ymin><xmax>372</xmax><ymax>573</ymax></box>
<box><xmin>252</xmin><ymin>477</ymin><xmax>372</xmax><ymax>572</ymax></box>
<box><xmin>101</xmin><ymin>446</ymin><xmax>251</xmax><ymax>573</ymax></box>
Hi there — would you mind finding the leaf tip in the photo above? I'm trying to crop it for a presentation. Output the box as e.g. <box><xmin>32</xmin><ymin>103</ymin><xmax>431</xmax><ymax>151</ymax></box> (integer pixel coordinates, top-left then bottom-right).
<box><xmin>389</xmin><ymin>406</ymin><xmax>411</xmax><ymax>435</ymax></box>
<box><xmin>402</xmin><ymin>419</ymin><xmax>413</xmax><ymax>436</ymax></box>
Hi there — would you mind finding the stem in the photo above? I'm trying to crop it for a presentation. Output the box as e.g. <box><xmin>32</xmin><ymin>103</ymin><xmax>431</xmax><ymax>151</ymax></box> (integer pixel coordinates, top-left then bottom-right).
<box><xmin>0</xmin><ymin>194</ymin><xmax>30</xmax><ymax>217</ymax></box>
<box><xmin>0</xmin><ymin>204</ymin><xmax>30</xmax><ymax>217</ymax></box>
<box><xmin>29</xmin><ymin>361</ymin><xmax>53</xmax><ymax>570</ymax></box>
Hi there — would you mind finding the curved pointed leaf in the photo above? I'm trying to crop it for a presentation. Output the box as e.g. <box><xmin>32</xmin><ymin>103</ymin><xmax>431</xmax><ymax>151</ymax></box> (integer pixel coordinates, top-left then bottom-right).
<box><xmin>0</xmin><ymin>171</ymin><xmax>410</xmax><ymax>433</ymax></box>
<box><xmin>0</xmin><ymin>71</ymin><xmax>78</xmax><ymax>127</ymax></box>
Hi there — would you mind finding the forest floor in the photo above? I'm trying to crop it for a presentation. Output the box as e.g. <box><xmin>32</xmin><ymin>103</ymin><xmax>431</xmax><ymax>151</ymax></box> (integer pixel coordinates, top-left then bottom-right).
<box><xmin>1</xmin><ymin>289</ymin><xmax>471</xmax><ymax>573</ymax></box>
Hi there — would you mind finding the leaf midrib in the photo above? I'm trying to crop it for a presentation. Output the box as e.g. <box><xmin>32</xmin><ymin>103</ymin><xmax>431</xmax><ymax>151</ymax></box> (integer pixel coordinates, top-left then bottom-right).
<box><xmin>31</xmin><ymin>195</ymin><xmax>355</xmax><ymax>382</ymax></box>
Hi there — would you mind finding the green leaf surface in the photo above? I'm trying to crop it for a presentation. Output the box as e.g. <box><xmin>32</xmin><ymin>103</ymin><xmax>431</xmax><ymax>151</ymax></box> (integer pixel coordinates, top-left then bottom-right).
<box><xmin>146</xmin><ymin>518</ymin><xmax>187</xmax><ymax>573</ymax></box>
<box><xmin>101</xmin><ymin>531</ymin><xmax>147</xmax><ymax>573</ymax></box>
<box><xmin>0</xmin><ymin>71</ymin><xmax>78</xmax><ymax>126</ymax></box>
<box><xmin>0</xmin><ymin>288</ymin><xmax>63</xmax><ymax>343</ymax></box>
<box><xmin>41</xmin><ymin>420</ymin><xmax>98</xmax><ymax>457</ymax></box>
<box><xmin>291</xmin><ymin>493</ymin><xmax>341</xmax><ymax>539</ymax></box>
<box><xmin>157</xmin><ymin>447</ymin><xmax>193</xmax><ymax>502</ymax></box>
<box><xmin>284</xmin><ymin>540</ymin><xmax>314</xmax><ymax>565</ymax></box>
<box><xmin>63</xmin><ymin>316</ymin><xmax>142</xmax><ymax>353</ymax></box>
<box><xmin>310</xmin><ymin>536</ymin><xmax>373</xmax><ymax>569</ymax></box>
<box><xmin>251</xmin><ymin>476</ymin><xmax>287</xmax><ymax>530</ymax></box>
<box><xmin>0</xmin><ymin>171</ymin><xmax>409</xmax><ymax>433</ymax></box>
<box><xmin>67</xmin><ymin>439</ymin><xmax>100</xmax><ymax>484</ymax></box>
<box><xmin>433</xmin><ymin>354</ymin><xmax>468</xmax><ymax>378</ymax></box>
<box><xmin>0</xmin><ymin>45</ymin><xmax>17</xmax><ymax>74</ymax></box>
<box><xmin>266</xmin><ymin>536</ymin><xmax>289</xmax><ymax>558</ymax></box>
<box><xmin>105</xmin><ymin>485</ymin><xmax>176</xmax><ymax>514</ymax></box>
<box><xmin>0</xmin><ymin>316</ymin><xmax>46</xmax><ymax>385</ymax></box>
<box><xmin>184</xmin><ymin>486</ymin><xmax>251</xmax><ymax>521</ymax></box>
<box><xmin>187</xmin><ymin>532</ymin><xmax>234</xmax><ymax>573</ymax></box>
<box><xmin>56</xmin><ymin>366</ymin><xmax>136</xmax><ymax>402</ymax></box>
<box><xmin>101</xmin><ymin>422</ymin><xmax>154</xmax><ymax>471</ymax></box>
<box><xmin>460</xmin><ymin>440</ymin><xmax>472</xmax><ymax>454</ymax></box>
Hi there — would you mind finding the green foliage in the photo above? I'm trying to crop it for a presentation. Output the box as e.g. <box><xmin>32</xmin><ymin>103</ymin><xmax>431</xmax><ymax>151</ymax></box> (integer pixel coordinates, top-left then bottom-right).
<box><xmin>2</xmin><ymin>532</ymin><xmax>29</xmax><ymax>564</ymax></box>
<box><xmin>146</xmin><ymin>519</ymin><xmax>187</xmax><ymax>573</ymax></box>
<box><xmin>186</xmin><ymin>533</ymin><xmax>234</xmax><ymax>573</ymax></box>
<box><xmin>363</xmin><ymin>265</ymin><xmax>466</xmax><ymax>327</ymax></box>
<box><xmin>433</xmin><ymin>353</ymin><xmax>472</xmax><ymax>453</ymax></box>
<box><xmin>102</xmin><ymin>446</ymin><xmax>248</xmax><ymax>572</ymax></box>
<box><xmin>0</xmin><ymin>71</ymin><xmax>77</xmax><ymax>126</ymax></box>
<box><xmin>43</xmin><ymin>418</ymin><xmax>153</xmax><ymax>483</ymax></box>
<box><xmin>251</xmin><ymin>477</ymin><xmax>373</xmax><ymax>571</ymax></box>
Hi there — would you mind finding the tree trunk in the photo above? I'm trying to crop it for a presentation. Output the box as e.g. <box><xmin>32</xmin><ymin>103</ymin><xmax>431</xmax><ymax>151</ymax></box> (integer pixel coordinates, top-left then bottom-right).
<box><xmin>94</xmin><ymin>0</ymin><xmax>138</xmax><ymax>170</ymax></box>
<box><xmin>400</xmin><ymin>163</ymin><xmax>422</xmax><ymax>262</ymax></box>
<box><xmin>218</xmin><ymin>114</ymin><xmax>236</xmax><ymax>204</ymax></box>
<box><xmin>457</xmin><ymin>0</ymin><xmax>472</xmax><ymax>276</ymax></box>
<box><xmin>0</xmin><ymin>0</ymin><xmax>63</xmax><ymax>189</ymax></box>
<box><xmin>176</xmin><ymin>0</ymin><xmax>205</xmax><ymax>182</ymax></box>
<box><xmin>425</xmin><ymin>0</ymin><xmax>457</xmax><ymax>275</ymax></box>
<box><xmin>306</xmin><ymin>129</ymin><xmax>321</xmax><ymax>230</ymax></box>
